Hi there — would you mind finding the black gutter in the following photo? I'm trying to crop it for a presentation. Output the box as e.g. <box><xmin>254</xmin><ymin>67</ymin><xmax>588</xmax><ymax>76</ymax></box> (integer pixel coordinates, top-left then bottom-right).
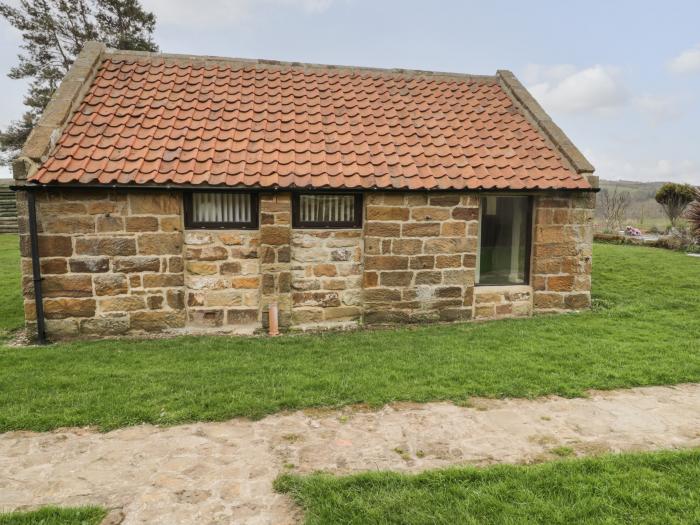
<box><xmin>26</xmin><ymin>191</ymin><xmax>47</xmax><ymax>345</ymax></box>
<box><xmin>11</xmin><ymin>182</ymin><xmax>601</xmax><ymax>193</ymax></box>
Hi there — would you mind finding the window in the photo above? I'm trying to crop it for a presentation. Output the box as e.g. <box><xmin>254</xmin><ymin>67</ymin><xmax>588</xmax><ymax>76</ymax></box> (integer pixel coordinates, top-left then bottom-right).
<box><xmin>477</xmin><ymin>196</ymin><xmax>532</xmax><ymax>285</ymax></box>
<box><xmin>184</xmin><ymin>192</ymin><xmax>258</xmax><ymax>229</ymax></box>
<box><xmin>292</xmin><ymin>193</ymin><xmax>363</xmax><ymax>228</ymax></box>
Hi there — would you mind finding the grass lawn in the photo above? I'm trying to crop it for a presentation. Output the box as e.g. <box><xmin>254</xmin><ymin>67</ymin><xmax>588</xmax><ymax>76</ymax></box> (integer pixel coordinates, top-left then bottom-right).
<box><xmin>275</xmin><ymin>449</ymin><xmax>700</xmax><ymax>524</ymax></box>
<box><xmin>0</xmin><ymin>235</ymin><xmax>24</xmax><ymax>338</ymax></box>
<box><xmin>0</xmin><ymin>237</ymin><xmax>698</xmax><ymax>432</ymax></box>
<box><xmin>0</xmin><ymin>507</ymin><xmax>105</xmax><ymax>525</ymax></box>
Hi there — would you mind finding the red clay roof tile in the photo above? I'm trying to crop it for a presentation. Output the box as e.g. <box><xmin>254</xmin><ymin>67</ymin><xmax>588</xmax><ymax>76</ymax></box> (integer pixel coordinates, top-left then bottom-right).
<box><xmin>31</xmin><ymin>56</ymin><xmax>592</xmax><ymax>190</ymax></box>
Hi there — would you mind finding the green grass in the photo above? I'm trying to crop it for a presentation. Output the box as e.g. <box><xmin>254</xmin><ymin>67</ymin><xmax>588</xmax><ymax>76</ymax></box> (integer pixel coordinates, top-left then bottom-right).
<box><xmin>0</xmin><ymin>507</ymin><xmax>105</xmax><ymax>525</ymax></box>
<box><xmin>0</xmin><ymin>242</ymin><xmax>698</xmax><ymax>432</ymax></box>
<box><xmin>0</xmin><ymin>235</ymin><xmax>24</xmax><ymax>337</ymax></box>
<box><xmin>275</xmin><ymin>449</ymin><xmax>700</xmax><ymax>524</ymax></box>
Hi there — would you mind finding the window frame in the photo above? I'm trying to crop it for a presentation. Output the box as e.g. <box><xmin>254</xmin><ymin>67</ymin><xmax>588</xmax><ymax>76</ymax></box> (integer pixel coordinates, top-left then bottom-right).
<box><xmin>292</xmin><ymin>192</ymin><xmax>364</xmax><ymax>229</ymax></box>
<box><xmin>183</xmin><ymin>190</ymin><xmax>260</xmax><ymax>230</ymax></box>
<box><xmin>476</xmin><ymin>195</ymin><xmax>534</xmax><ymax>287</ymax></box>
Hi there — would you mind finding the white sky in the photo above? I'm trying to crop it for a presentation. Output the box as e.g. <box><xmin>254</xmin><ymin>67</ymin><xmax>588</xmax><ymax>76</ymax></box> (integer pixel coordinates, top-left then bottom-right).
<box><xmin>1</xmin><ymin>0</ymin><xmax>699</xmax><ymax>184</ymax></box>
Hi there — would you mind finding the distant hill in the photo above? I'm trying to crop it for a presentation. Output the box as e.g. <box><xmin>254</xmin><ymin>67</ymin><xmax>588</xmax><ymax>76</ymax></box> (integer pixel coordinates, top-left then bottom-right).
<box><xmin>595</xmin><ymin>179</ymin><xmax>667</xmax><ymax>231</ymax></box>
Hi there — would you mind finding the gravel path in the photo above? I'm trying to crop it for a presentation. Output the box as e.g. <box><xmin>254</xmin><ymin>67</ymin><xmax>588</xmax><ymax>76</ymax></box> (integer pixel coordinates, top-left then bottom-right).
<box><xmin>1</xmin><ymin>384</ymin><xmax>699</xmax><ymax>524</ymax></box>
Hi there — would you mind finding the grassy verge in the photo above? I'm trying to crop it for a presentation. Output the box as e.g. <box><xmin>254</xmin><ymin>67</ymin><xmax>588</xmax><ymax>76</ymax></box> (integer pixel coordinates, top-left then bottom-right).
<box><xmin>0</xmin><ymin>507</ymin><xmax>105</xmax><ymax>525</ymax></box>
<box><xmin>0</xmin><ymin>243</ymin><xmax>699</xmax><ymax>432</ymax></box>
<box><xmin>275</xmin><ymin>449</ymin><xmax>700</xmax><ymax>524</ymax></box>
<box><xmin>0</xmin><ymin>235</ymin><xmax>23</xmax><ymax>339</ymax></box>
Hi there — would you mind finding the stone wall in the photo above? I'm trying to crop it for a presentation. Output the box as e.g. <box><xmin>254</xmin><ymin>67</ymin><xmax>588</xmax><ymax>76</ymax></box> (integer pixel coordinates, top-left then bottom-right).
<box><xmin>184</xmin><ymin>230</ymin><xmax>260</xmax><ymax>331</ymax></box>
<box><xmin>17</xmin><ymin>188</ymin><xmax>595</xmax><ymax>340</ymax></box>
<box><xmin>473</xmin><ymin>286</ymin><xmax>532</xmax><ymax>320</ymax></box>
<box><xmin>19</xmin><ymin>189</ymin><xmax>186</xmax><ymax>338</ymax></box>
<box><xmin>362</xmin><ymin>192</ymin><xmax>479</xmax><ymax>324</ymax></box>
<box><xmin>291</xmin><ymin>230</ymin><xmax>363</xmax><ymax>328</ymax></box>
<box><xmin>259</xmin><ymin>193</ymin><xmax>292</xmax><ymax>328</ymax></box>
<box><xmin>531</xmin><ymin>192</ymin><xmax>595</xmax><ymax>312</ymax></box>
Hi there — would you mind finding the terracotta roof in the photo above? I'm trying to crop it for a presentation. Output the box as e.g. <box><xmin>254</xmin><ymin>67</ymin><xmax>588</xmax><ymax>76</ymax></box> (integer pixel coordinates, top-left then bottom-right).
<box><xmin>30</xmin><ymin>52</ymin><xmax>594</xmax><ymax>190</ymax></box>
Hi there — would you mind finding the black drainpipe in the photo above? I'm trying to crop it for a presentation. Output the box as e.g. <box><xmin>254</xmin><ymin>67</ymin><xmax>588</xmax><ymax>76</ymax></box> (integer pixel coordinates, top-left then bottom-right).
<box><xmin>26</xmin><ymin>191</ymin><xmax>47</xmax><ymax>344</ymax></box>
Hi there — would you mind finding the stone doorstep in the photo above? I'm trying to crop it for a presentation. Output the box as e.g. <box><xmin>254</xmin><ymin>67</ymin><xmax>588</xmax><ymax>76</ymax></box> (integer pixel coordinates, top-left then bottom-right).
<box><xmin>289</xmin><ymin>319</ymin><xmax>361</xmax><ymax>333</ymax></box>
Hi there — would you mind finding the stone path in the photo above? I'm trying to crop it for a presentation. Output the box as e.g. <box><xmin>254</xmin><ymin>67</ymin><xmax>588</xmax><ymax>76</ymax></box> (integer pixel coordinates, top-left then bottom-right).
<box><xmin>1</xmin><ymin>384</ymin><xmax>700</xmax><ymax>524</ymax></box>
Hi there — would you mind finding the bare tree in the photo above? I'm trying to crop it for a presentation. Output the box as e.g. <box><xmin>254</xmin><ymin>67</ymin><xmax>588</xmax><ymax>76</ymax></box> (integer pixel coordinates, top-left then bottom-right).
<box><xmin>600</xmin><ymin>188</ymin><xmax>631</xmax><ymax>233</ymax></box>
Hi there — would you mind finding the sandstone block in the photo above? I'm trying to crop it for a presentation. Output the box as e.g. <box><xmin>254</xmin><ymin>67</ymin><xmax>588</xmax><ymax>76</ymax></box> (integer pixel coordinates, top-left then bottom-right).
<box><xmin>330</xmin><ymin>248</ymin><xmax>353</xmax><ymax>261</ymax></box>
<box><xmin>392</xmin><ymin>238</ymin><xmax>422</xmax><ymax>255</ymax></box>
<box><xmin>96</xmin><ymin>215</ymin><xmax>124</xmax><ymax>232</ymax></box>
<box><xmin>323</xmin><ymin>306</ymin><xmax>361</xmax><ymax>320</ymax></box>
<box><xmin>436</xmin><ymin>286</ymin><xmax>462</xmax><ymax>298</ymax></box>
<box><xmin>365</xmin><ymin>223</ymin><xmax>400</xmax><ymax>237</ymax></box>
<box><xmin>184</xmin><ymin>232</ymin><xmax>212</xmax><ymax>245</ymax></box>
<box><xmin>452</xmin><ymin>207</ymin><xmax>479</xmax><ymax>221</ymax></box>
<box><xmin>69</xmin><ymin>257</ymin><xmax>110</xmax><ymax>273</ymax></box>
<box><xmin>260</xmin><ymin>225</ymin><xmax>290</xmax><ymax>246</ymax></box>
<box><xmin>168</xmin><ymin>256</ymin><xmax>184</xmax><ymax>273</ymax></box>
<box><xmin>220</xmin><ymin>261</ymin><xmax>242</xmax><ymax>275</ymax></box>
<box><xmin>441</xmin><ymin>222</ymin><xmax>466</xmax><ymax>236</ymax></box>
<box><xmin>443</xmin><ymin>269</ymin><xmax>473</xmax><ymax>285</ymax></box>
<box><xmin>94</xmin><ymin>274</ymin><xmax>128</xmax><ymax>296</ymax></box>
<box><xmin>363</xmin><ymin>288</ymin><xmax>401</xmax><ymax>302</ymax></box>
<box><xmin>424</xmin><ymin>238</ymin><xmax>469</xmax><ymax>254</ymax></box>
<box><xmin>547</xmin><ymin>275</ymin><xmax>574</xmax><ymax>292</ymax></box>
<box><xmin>232</xmin><ymin>276</ymin><xmax>260</xmax><ymax>289</ymax></box>
<box><xmin>436</xmin><ymin>254</ymin><xmax>462</xmax><ymax>268</ymax></box>
<box><xmin>143</xmin><ymin>273</ymin><xmax>184</xmax><ymax>288</ymax></box>
<box><xmin>44</xmin><ymin>298</ymin><xmax>96</xmax><ymax>319</ymax></box>
<box><xmin>363</xmin><ymin>271</ymin><xmax>378</xmax><ymax>288</ymax></box>
<box><xmin>32</xmin><ymin>235</ymin><xmax>73</xmax><ymax>257</ymax></box>
<box><xmin>402</xmin><ymin>223</ymin><xmax>440</xmax><ymax>237</ymax></box>
<box><xmin>160</xmin><ymin>216</ymin><xmax>182</xmax><ymax>232</ymax></box>
<box><xmin>76</xmin><ymin>237</ymin><xmax>136</xmax><ymax>256</ymax></box>
<box><xmin>138</xmin><ymin>233</ymin><xmax>183</xmax><ymax>255</ymax></box>
<box><xmin>130</xmin><ymin>310</ymin><xmax>186</xmax><ymax>332</ymax></box>
<box><xmin>409</xmin><ymin>255</ymin><xmax>434</xmax><ymax>270</ymax></box>
<box><xmin>42</xmin><ymin>274</ymin><xmax>93</xmax><ymax>298</ymax></box>
<box><xmin>227</xmin><ymin>308</ymin><xmax>259</xmax><ymax>325</ymax></box>
<box><xmin>167</xmin><ymin>289</ymin><xmax>185</xmax><ymax>309</ymax></box>
<box><xmin>99</xmin><ymin>296</ymin><xmax>146</xmax><ymax>312</ymax></box>
<box><xmin>147</xmin><ymin>295</ymin><xmax>164</xmax><ymax>309</ymax></box>
<box><xmin>80</xmin><ymin>316</ymin><xmax>129</xmax><ymax>335</ymax></box>
<box><xmin>565</xmin><ymin>293</ymin><xmax>590</xmax><ymax>309</ymax></box>
<box><xmin>218</xmin><ymin>233</ymin><xmax>243</xmax><ymax>245</ymax></box>
<box><xmin>186</xmin><ymin>261</ymin><xmax>218</xmax><ymax>275</ymax></box>
<box><xmin>188</xmin><ymin>309</ymin><xmax>224</xmax><ymax>327</ymax></box>
<box><xmin>439</xmin><ymin>307</ymin><xmax>472</xmax><ymax>322</ymax></box>
<box><xmin>429</xmin><ymin>194</ymin><xmax>461</xmax><ymax>207</ymax></box>
<box><xmin>113</xmin><ymin>256</ymin><xmax>160</xmax><ymax>273</ymax></box>
<box><xmin>364</xmin><ymin>310</ymin><xmax>409</xmax><ymax>324</ymax></box>
<box><xmin>380</xmin><ymin>271</ymin><xmax>412</xmax><ymax>287</ymax></box>
<box><xmin>41</xmin><ymin>258</ymin><xmax>69</xmax><ymax>274</ymax></box>
<box><xmin>313</xmin><ymin>264</ymin><xmax>337</xmax><ymax>277</ymax></box>
<box><xmin>415</xmin><ymin>271</ymin><xmax>442</xmax><ymax>285</ymax></box>
<box><xmin>129</xmin><ymin>193</ymin><xmax>180</xmax><ymax>215</ymax></box>
<box><xmin>367</xmin><ymin>206</ymin><xmax>409</xmax><ymax>221</ymax></box>
<box><xmin>292</xmin><ymin>291</ymin><xmax>340</xmax><ymax>307</ymax></box>
<box><xmin>364</xmin><ymin>255</ymin><xmax>408</xmax><ymax>271</ymax></box>
<box><xmin>411</xmin><ymin>207</ymin><xmax>451</xmax><ymax>221</ymax></box>
<box><xmin>125</xmin><ymin>216</ymin><xmax>159</xmax><ymax>232</ymax></box>
<box><xmin>533</xmin><ymin>292</ymin><xmax>565</xmax><ymax>309</ymax></box>
<box><xmin>42</xmin><ymin>216</ymin><xmax>95</xmax><ymax>234</ymax></box>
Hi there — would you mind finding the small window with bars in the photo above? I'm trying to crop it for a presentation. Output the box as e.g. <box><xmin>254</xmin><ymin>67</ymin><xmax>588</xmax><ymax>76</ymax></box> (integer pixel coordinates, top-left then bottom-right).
<box><xmin>184</xmin><ymin>192</ymin><xmax>258</xmax><ymax>229</ymax></box>
<box><xmin>293</xmin><ymin>193</ymin><xmax>363</xmax><ymax>228</ymax></box>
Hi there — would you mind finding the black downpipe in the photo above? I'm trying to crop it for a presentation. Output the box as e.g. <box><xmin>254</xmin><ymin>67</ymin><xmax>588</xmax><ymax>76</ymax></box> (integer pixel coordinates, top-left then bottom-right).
<box><xmin>26</xmin><ymin>191</ymin><xmax>47</xmax><ymax>344</ymax></box>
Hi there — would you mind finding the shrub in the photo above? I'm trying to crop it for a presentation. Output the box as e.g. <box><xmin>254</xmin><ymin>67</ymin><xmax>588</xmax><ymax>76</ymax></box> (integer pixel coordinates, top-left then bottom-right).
<box><xmin>655</xmin><ymin>183</ymin><xmax>696</xmax><ymax>228</ymax></box>
<box><xmin>686</xmin><ymin>187</ymin><xmax>700</xmax><ymax>241</ymax></box>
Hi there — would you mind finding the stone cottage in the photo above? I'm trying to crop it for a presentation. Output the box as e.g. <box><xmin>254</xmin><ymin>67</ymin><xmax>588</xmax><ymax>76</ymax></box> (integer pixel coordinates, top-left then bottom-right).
<box><xmin>12</xmin><ymin>42</ymin><xmax>597</xmax><ymax>341</ymax></box>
